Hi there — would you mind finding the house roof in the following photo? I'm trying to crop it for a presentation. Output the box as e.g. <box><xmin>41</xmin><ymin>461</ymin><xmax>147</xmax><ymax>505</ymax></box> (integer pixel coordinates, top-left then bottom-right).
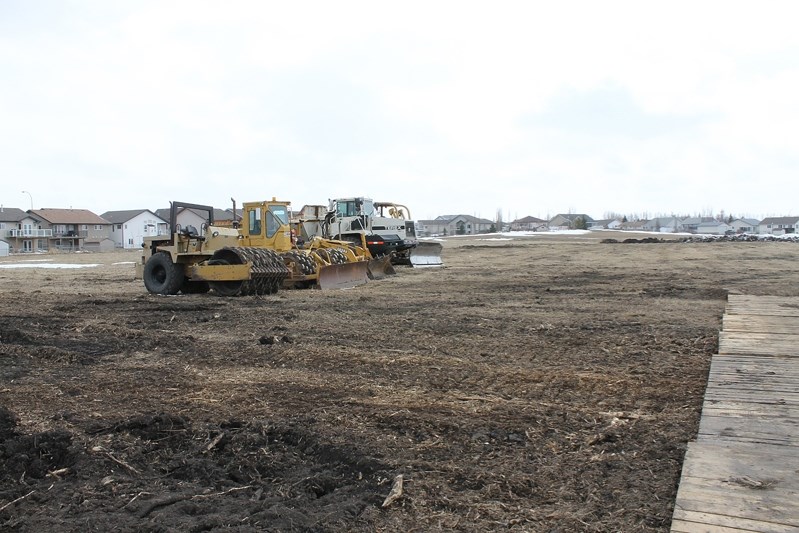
<box><xmin>760</xmin><ymin>216</ymin><xmax>799</xmax><ymax>225</ymax></box>
<box><xmin>618</xmin><ymin>220</ymin><xmax>648</xmax><ymax>229</ymax></box>
<box><xmin>213</xmin><ymin>208</ymin><xmax>237</xmax><ymax>221</ymax></box>
<box><xmin>0</xmin><ymin>207</ymin><xmax>30</xmax><ymax>222</ymax></box>
<box><xmin>550</xmin><ymin>213</ymin><xmax>594</xmax><ymax>223</ymax></box>
<box><xmin>512</xmin><ymin>216</ymin><xmax>546</xmax><ymax>224</ymax></box>
<box><xmin>100</xmin><ymin>209</ymin><xmax>164</xmax><ymax>224</ymax></box>
<box><xmin>154</xmin><ymin>207</ymin><xmax>236</xmax><ymax>224</ymax></box>
<box><xmin>29</xmin><ymin>208</ymin><xmax>109</xmax><ymax>225</ymax></box>
<box><xmin>697</xmin><ymin>221</ymin><xmax>731</xmax><ymax>228</ymax></box>
<box><xmin>681</xmin><ymin>217</ymin><xmax>715</xmax><ymax>225</ymax></box>
<box><xmin>427</xmin><ymin>214</ymin><xmax>493</xmax><ymax>225</ymax></box>
<box><xmin>590</xmin><ymin>219</ymin><xmax>621</xmax><ymax>227</ymax></box>
<box><xmin>646</xmin><ymin>217</ymin><xmax>681</xmax><ymax>225</ymax></box>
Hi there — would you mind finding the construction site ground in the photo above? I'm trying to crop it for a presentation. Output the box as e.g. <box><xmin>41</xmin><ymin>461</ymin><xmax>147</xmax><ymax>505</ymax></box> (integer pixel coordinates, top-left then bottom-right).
<box><xmin>1</xmin><ymin>232</ymin><xmax>797</xmax><ymax>532</ymax></box>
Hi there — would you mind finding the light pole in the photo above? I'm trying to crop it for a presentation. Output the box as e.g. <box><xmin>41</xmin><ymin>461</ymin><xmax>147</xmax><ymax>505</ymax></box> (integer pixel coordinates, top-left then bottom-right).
<box><xmin>21</xmin><ymin>190</ymin><xmax>33</xmax><ymax>210</ymax></box>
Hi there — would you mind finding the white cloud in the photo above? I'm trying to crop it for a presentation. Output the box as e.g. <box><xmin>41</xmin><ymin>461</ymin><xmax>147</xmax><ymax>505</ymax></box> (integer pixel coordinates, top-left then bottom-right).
<box><xmin>1</xmin><ymin>0</ymin><xmax>798</xmax><ymax>220</ymax></box>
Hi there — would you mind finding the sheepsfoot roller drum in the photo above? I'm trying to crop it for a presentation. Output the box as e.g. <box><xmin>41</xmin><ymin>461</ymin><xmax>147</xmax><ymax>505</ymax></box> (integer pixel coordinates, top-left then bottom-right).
<box><xmin>198</xmin><ymin>247</ymin><xmax>289</xmax><ymax>296</ymax></box>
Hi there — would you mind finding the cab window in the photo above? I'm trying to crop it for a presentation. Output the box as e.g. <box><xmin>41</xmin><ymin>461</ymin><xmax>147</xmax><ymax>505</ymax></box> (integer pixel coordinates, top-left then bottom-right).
<box><xmin>249</xmin><ymin>209</ymin><xmax>261</xmax><ymax>235</ymax></box>
<box><xmin>265</xmin><ymin>205</ymin><xmax>288</xmax><ymax>237</ymax></box>
<box><xmin>269</xmin><ymin>205</ymin><xmax>289</xmax><ymax>224</ymax></box>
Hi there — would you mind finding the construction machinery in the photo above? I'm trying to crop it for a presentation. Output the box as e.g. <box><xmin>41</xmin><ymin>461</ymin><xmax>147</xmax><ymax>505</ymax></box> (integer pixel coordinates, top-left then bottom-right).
<box><xmin>137</xmin><ymin>199</ymin><xmax>374</xmax><ymax>296</ymax></box>
<box><xmin>295</xmin><ymin>197</ymin><xmax>443</xmax><ymax>267</ymax></box>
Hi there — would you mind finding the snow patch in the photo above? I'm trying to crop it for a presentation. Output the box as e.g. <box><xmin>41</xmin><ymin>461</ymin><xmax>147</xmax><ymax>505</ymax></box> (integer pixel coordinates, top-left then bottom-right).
<box><xmin>0</xmin><ymin>263</ymin><xmax>101</xmax><ymax>269</ymax></box>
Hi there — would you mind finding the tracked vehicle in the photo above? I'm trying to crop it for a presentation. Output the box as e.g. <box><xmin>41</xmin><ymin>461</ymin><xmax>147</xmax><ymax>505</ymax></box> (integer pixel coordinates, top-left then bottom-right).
<box><xmin>138</xmin><ymin>200</ymin><xmax>373</xmax><ymax>296</ymax></box>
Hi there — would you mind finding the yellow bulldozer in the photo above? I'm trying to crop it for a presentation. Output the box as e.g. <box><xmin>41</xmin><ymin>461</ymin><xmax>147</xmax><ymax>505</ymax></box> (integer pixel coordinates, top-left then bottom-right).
<box><xmin>137</xmin><ymin>199</ymin><xmax>385</xmax><ymax>296</ymax></box>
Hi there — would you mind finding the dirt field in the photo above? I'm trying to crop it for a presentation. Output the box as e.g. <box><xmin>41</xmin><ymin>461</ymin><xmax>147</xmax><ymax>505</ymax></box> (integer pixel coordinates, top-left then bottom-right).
<box><xmin>1</xmin><ymin>232</ymin><xmax>797</xmax><ymax>532</ymax></box>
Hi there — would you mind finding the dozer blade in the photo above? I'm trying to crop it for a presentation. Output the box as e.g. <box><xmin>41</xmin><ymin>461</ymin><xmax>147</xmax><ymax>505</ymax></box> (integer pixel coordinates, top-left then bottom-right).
<box><xmin>367</xmin><ymin>256</ymin><xmax>397</xmax><ymax>280</ymax></box>
<box><xmin>317</xmin><ymin>261</ymin><xmax>370</xmax><ymax>290</ymax></box>
<box><xmin>409</xmin><ymin>242</ymin><xmax>444</xmax><ymax>267</ymax></box>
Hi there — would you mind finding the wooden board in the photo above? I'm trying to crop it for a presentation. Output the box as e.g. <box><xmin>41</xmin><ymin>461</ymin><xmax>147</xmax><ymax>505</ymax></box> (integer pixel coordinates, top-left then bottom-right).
<box><xmin>724</xmin><ymin>295</ymin><xmax>799</xmax><ymax>317</ymax></box>
<box><xmin>718</xmin><ymin>332</ymin><xmax>799</xmax><ymax>356</ymax></box>
<box><xmin>697</xmin><ymin>416</ymin><xmax>799</xmax><ymax>446</ymax></box>
<box><xmin>672</xmin><ymin>295</ymin><xmax>799</xmax><ymax>532</ymax></box>
<box><xmin>723</xmin><ymin>314</ymin><xmax>799</xmax><ymax>335</ymax></box>
<box><xmin>673</xmin><ymin>441</ymin><xmax>799</xmax><ymax>530</ymax></box>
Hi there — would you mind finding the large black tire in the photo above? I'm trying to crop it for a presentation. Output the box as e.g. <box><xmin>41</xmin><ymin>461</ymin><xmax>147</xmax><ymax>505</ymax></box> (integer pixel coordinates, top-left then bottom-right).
<box><xmin>143</xmin><ymin>252</ymin><xmax>184</xmax><ymax>295</ymax></box>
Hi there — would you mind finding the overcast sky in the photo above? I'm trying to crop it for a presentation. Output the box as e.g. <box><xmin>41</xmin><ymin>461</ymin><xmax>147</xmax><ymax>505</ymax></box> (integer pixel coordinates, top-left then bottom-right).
<box><xmin>1</xmin><ymin>1</ymin><xmax>797</xmax><ymax>221</ymax></box>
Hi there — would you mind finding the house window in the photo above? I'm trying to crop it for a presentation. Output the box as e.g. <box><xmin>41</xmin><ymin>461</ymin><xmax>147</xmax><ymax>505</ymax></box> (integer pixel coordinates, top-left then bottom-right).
<box><xmin>94</xmin><ymin>225</ymin><xmax>103</xmax><ymax>230</ymax></box>
<box><xmin>117</xmin><ymin>224</ymin><xmax>122</xmax><ymax>230</ymax></box>
<box><xmin>128</xmin><ymin>238</ymin><xmax>133</xmax><ymax>245</ymax></box>
<box><xmin>81</xmin><ymin>224</ymin><xmax>88</xmax><ymax>230</ymax></box>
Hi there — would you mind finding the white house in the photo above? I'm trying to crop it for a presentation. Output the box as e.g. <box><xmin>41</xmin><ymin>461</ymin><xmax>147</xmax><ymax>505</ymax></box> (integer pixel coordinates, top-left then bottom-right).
<box><xmin>642</xmin><ymin>217</ymin><xmax>682</xmax><ymax>233</ymax></box>
<box><xmin>1</xmin><ymin>207</ymin><xmax>50</xmax><ymax>252</ymax></box>
<box><xmin>417</xmin><ymin>214</ymin><xmax>494</xmax><ymax>236</ymax></box>
<box><xmin>101</xmin><ymin>209</ymin><xmax>168</xmax><ymax>249</ymax></box>
<box><xmin>696</xmin><ymin>221</ymin><xmax>733</xmax><ymax>235</ymax></box>
<box><xmin>729</xmin><ymin>218</ymin><xmax>759</xmax><ymax>234</ymax></box>
<box><xmin>154</xmin><ymin>207</ymin><xmax>212</xmax><ymax>235</ymax></box>
<box><xmin>758</xmin><ymin>217</ymin><xmax>799</xmax><ymax>235</ymax></box>
<box><xmin>589</xmin><ymin>218</ymin><xmax>623</xmax><ymax>230</ymax></box>
<box><xmin>510</xmin><ymin>216</ymin><xmax>548</xmax><ymax>231</ymax></box>
<box><xmin>680</xmin><ymin>217</ymin><xmax>715</xmax><ymax>233</ymax></box>
<box><xmin>548</xmin><ymin>214</ymin><xmax>593</xmax><ymax>230</ymax></box>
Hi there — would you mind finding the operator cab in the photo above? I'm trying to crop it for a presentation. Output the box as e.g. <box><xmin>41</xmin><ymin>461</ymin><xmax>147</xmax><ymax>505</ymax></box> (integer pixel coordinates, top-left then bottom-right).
<box><xmin>246</xmin><ymin>202</ymin><xmax>290</xmax><ymax>238</ymax></box>
<box><xmin>331</xmin><ymin>198</ymin><xmax>374</xmax><ymax>218</ymax></box>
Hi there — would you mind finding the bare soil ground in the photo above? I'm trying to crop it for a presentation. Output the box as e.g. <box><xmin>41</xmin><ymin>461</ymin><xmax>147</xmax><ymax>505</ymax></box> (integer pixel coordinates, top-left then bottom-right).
<box><xmin>1</xmin><ymin>232</ymin><xmax>797</xmax><ymax>532</ymax></box>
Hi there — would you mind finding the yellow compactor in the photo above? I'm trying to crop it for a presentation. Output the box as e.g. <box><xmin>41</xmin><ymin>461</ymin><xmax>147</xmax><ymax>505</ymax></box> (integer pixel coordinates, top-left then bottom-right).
<box><xmin>137</xmin><ymin>199</ymin><xmax>377</xmax><ymax>296</ymax></box>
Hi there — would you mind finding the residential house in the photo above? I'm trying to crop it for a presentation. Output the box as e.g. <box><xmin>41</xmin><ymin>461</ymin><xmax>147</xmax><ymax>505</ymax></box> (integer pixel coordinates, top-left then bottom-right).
<box><xmin>696</xmin><ymin>220</ymin><xmax>733</xmax><ymax>235</ymax></box>
<box><xmin>1</xmin><ymin>207</ymin><xmax>51</xmax><ymax>252</ymax></box>
<box><xmin>548</xmin><ymin>214</ymin><xmax>594</xmax><ymax>230</ymax></box>
<box><xmin>588</xmin><ymin>218</ymin><xmax>623</xmax><ymax>230</ymax></box>
<box><xmin>617</xmin><ymin>219</ymin><xmax>648</xmax><ymax>232</ymax></box>
<box><xmin>155</xmin><ymin>207</ymin><xmax>209</xmax><ymax>234</ymax></box>
<box><xmin>642</xmin><ymin>217</ymin><xmax>682</xmax><ymax>233</ymax></box>
<box><xmin>510</xmin><ymin>216</ymin><xmax>547</xmax><ymax>232</ymax></box>
<box><xmin>759</xmin><ymin>217</ymin><xmax>799</xmax><ymax>235</ymax></box>
<box><xmin>680</xmin><ymin>217</ymin><xmax>715</xmax><ymax>233</ymax></box>
<box><xmin>29</xmin><ymin>208</ymin><xmax>114</xmax><ymax>252</ymax></box>
<box><xmin>417</xmin><ymin>215</ymin><xmax>494</xmax><ymax>236</ymax></box>
<box><xmin>212</xmin><ymin>208</ymin><xmax>242</xmax><ymax>228</ymax></box>
<box><xmin>729</xmin><ymin>218</ymin><xmax>760</xmax><ymax>234</ymax></box>
<box><xmin>154</xmin><ymin>206</ymin><xmax>238</xmax><ymax>233</ymax></box>
<box><xmin>101</xmin><ymin>210</ymin><xmax>168</xmax><ymax>249</ymax></box>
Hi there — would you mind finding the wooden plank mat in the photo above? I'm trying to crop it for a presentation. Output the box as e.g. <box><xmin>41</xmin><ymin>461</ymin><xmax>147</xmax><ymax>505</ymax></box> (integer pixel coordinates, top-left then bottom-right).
<box><xmin>723</xmin><ymin>314</ymin><xmax>799</xmax><ymax>335</ymax></box>
<box><xmin>671</xmin><ymin>295</ymin><xmax>799</xmax><ymax>532</ymax></box>
<box><xmin>718</xmin><ymin>331</ymin><xmax>799</xmax><ymax>356</ymax></box>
